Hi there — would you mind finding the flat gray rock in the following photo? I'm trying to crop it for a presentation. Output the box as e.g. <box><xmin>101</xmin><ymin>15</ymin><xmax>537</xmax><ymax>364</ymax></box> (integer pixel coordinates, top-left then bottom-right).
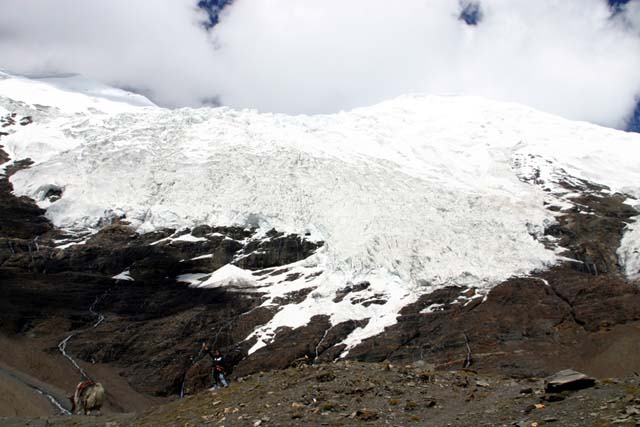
<box><xmin>544</xmin><ymin>369</ymin><xmax>596</xmax><ymax>393</ymax></box>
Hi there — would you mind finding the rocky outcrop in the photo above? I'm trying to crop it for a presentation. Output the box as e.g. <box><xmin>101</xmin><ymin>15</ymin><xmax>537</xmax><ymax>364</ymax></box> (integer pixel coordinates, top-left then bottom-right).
<box><xmin>544</xmin><ymin>177</ymin><xmax>638</xmax><ymax>277</ymax></box>
<box><xmin>0</xmin><ymin>160</ymin><xmax>51</xmax><ymax>242</ymax></box>
<box><xmin>233</xmin><ymin>316</ymin><xmax>369</xmax><ymax>376</ymax></box>
<box><xmin>545</xmin><ymin>369</ymin><xmax>596</xmax><ymax>393</ymax></box>
<box><xmin>234</xmin><ymin>229</ymin><xmax>323</xmax><ymax>271</ymax></box>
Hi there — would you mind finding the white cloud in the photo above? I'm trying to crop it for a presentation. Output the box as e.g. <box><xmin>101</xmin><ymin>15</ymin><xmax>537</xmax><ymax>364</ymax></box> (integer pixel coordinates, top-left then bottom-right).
<box><xmin>1</xmin><ymin>0</ymin><xmax>639</xmax><ymax>128</ymax></box>
<box><xmin>0</xmin><ymin>0</ymin><xmax>218</xmax><ymax>106</ymax></box>
<box><xmin>625</xmin><ymin>1</ymin><xmax>640</xmax><ymax>32</ymax></box>
<box><xmin>207</xmin><ymin>0</ymin><xmax>640</xmax><ymax>128</ymax></box>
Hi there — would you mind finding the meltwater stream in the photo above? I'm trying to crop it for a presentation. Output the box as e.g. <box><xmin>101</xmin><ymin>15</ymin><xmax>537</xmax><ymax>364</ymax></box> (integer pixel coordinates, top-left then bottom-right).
<box><xmin>35</xmin><ymin>389</ymin><xmax>71</xmax><ymax>415</ymax></box>
<box><xmin>57</xmin><ymin>294</ymin><xmax>107</xmax><ymax>381</ymax></box>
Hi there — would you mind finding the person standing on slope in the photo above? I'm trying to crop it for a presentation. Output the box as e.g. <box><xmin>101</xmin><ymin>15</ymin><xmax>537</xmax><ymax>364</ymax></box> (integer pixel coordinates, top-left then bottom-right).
<box><xmin>202</xmin><ymin>342</ymin><xmax>229</xmax><ymax>389</ymax></box>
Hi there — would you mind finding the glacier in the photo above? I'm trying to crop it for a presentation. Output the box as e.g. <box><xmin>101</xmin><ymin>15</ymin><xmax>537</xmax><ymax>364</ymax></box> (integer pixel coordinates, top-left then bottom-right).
<box><xmin>1</xmin><ymin>73</ymin><xmax>639</xmax><ymax>353</ymax></box>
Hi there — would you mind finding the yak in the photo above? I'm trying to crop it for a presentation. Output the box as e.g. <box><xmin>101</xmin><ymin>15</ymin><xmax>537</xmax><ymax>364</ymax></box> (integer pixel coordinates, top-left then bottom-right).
<box><xmin>69</xmin><ymin>381</ymin><xmax>105</xmax><ymax>415</ymax></box>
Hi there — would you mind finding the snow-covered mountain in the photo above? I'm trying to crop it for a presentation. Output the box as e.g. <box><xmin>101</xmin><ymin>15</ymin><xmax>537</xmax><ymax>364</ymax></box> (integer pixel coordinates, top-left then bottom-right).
<box><xmin>1</xmin><ymin>72</ymin><xmax>639</xmax><ymax>355</ymax></box>
<box><xmin>0</xmin><ymin>71</ymin><xmax>155</xmax><ymax>113</ymax></box>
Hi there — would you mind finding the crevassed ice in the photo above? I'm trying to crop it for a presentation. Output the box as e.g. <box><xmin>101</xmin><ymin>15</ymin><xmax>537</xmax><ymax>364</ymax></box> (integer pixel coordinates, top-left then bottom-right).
<box><xmin>9</xmin><ymin>100</ymin><xmax>562</xmax><ymax>286</ymax></box>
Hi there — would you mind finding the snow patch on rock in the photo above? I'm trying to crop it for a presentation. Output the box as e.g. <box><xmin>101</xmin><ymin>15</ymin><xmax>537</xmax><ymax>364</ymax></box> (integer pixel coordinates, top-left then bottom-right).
<box><xmin>113</xmin><ymin>270</ymin><xmax>134</xmax><ymax>282</ymax></box>
<box><xmin>619</xmin><ymin>218</ymin><xmax>640</xmax><ymax>282</ymax></box>
<box><xmin>195</xmin><ymin>264</ymin><xmax>257</xmax><ymax>289</ymax></box>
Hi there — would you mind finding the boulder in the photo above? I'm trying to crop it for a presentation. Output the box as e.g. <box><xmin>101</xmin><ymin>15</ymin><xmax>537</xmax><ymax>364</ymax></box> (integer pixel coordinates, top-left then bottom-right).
<box><xmin>544</xmin><ymin>369</ymin><xmax>596</xmax><ymax>393</ymax></box>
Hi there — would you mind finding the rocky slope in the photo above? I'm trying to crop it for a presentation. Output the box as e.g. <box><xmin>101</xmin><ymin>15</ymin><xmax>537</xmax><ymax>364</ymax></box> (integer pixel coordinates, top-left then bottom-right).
<box><xmin>4</xmin><ymin>362</ymin><xmax>640</xmax><ymax>427</ymax></box>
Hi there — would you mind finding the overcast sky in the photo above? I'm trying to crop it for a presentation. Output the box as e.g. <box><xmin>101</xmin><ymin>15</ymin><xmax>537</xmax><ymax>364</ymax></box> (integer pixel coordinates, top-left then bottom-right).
<box><xmin>0</xmin><ymin>0</ymin><xmax>639</xmax><ymax>129</ymax></box>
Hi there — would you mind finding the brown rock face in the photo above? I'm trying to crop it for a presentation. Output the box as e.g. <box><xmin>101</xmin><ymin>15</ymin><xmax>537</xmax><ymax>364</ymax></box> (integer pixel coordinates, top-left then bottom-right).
<box><xmin>0</xmin><ymin>161</ymin><xmax>51</xmax><ymax>241</ymax></box>
<box><xmin>0</xmin><ymin>145</ymin><xmax>8</xmax><ymax>164</ymax></box>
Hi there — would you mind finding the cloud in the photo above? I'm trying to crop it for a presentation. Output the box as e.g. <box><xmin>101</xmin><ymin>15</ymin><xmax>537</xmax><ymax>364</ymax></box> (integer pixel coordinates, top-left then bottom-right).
<box><xmin>207</xmin><ymin>0</ymin><xmax>640</xmax><ymax>128</ymax></box>
<box><xmin>625</xmin><ymin>1</ymin><xmax>640</xmax><ymax>30</ymax></box>
<box><xmin>0</xmin><ymin>0</ymin><xmax>218</xmax><ymax>107</ymax></box>
<box><xmin>1</xmin><ymin>0</ymin><xmax>639</xmax><ymax>129</ymax></box>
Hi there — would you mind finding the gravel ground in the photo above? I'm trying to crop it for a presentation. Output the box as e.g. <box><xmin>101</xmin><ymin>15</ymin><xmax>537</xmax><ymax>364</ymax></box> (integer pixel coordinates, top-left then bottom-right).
<box><xmin>4</xmin><ymin>361</ymin><xmax>639</xmax><ymax>427</ymax></box>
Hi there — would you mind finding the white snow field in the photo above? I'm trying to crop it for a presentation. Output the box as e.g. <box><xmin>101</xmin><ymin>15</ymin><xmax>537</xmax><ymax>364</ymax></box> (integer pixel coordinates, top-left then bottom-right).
<box><xmin>1</xmin><ymin>73</ymin><xmax>639</xmax><ymax>353</ymax></box>
<box><xmin>0</xmin><ymin>70</ymin><xmax>156</xmax><ymax>113</ymax></box>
